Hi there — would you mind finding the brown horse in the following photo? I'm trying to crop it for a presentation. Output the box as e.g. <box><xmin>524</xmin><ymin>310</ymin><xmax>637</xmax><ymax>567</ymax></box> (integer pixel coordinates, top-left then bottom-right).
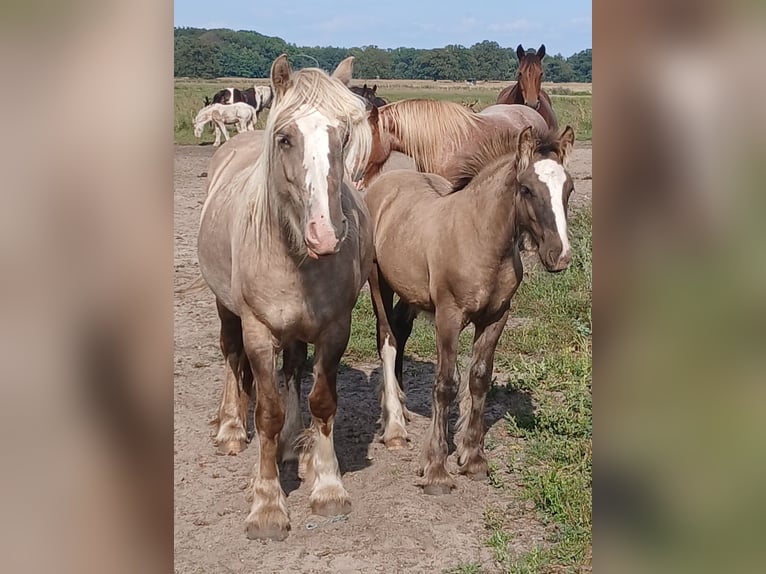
<box><xmin>350</xmin><ymin>83</ymin><xmax>388</xmax><ymax>108</ymax></box>
<box><xmin>197</xmin><ymin>54</ymin><xmax>373</xmax><ymax>540</ymax></box>
<box><xmin>496</xmin><ymin>44</ymin><xmax>558</xmax><ymax>131</ymax></box>
<box><xmin>360</xmin><ymin>99</ymin><xmax>548</xmax><ymax>188</ymax></box>
<box><xmin>365</xmin><ymin>125</ymin><xmax>575</xmax><ymax>494</ymax></box>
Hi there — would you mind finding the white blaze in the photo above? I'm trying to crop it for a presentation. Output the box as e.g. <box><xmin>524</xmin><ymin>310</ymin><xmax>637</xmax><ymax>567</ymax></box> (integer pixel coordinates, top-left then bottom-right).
<box><xmin>295</xmin><ymin>106</ymin><xmax>339</xmax><ymax>223</ymax></box>
<box><xmin>533</xmin><ymin>159</ymin><xmax>571</xmax><ymax>256</ymax></box>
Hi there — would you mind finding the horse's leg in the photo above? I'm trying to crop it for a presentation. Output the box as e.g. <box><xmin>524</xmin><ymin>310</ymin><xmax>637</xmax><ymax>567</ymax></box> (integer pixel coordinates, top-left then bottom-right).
<box><xmin>303</xmin><ymin>320</ymin><xmax>352</xmax><ymax>516</ymax></box>
<box><xmin>240</xmin><ymin>312</ymin><xmax>290</xmax><ymax>541</ymax></box>
<box><xmin>420</xmin><ymin>304</ymin><xmax>462</xmax><ymax>495</ymax></box>
<box><xmin>455</xmin><ymin>311</ymin><xmax>509</xmax><ymax>480</ymax></box>
<box><xmin>213</xmin><ymin>123</ymin><xmax>221</xmax><ymax>147</ymax></box>
<box><xmin>368</xmin><ymin>265</ymin><xmax>408</xmax><ymax>448</ymax></box>
<box><xmin>391</xmin><ymin>299</ymin><xmax>417</xmax><ymax>422</ymax></box>
<box><xmin>212</xmin><ymin>300</ymin><xmax>249</xmax><ymax>455</ymax></box>
<box><xmin>221</xmin><ymin>123</ymin><xmax>230</xmax><ymax>141</ymax></box>
<box><xmin>279</xmin><ymin>341</ymin><xmax>307</xmax><ymax>463</ymax></box>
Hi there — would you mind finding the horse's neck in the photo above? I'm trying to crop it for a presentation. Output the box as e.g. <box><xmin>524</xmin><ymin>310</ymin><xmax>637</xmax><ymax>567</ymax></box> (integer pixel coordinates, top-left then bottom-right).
<box><xmin>509</xmin><ymin>83</ymin><xmax>524</xmax><ymax>103</ymax></box>
<box><xmin>461</xmin><ymin>162</ymin><xmax>521</xmax><ymax>250</ymax></box>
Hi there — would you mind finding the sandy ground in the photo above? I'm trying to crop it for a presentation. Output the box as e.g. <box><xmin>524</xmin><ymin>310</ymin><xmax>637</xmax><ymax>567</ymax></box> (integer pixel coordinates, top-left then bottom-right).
<box><xmin>174</xmin><ymin>141</ymin><xmax>592</xmax><ymax>573</ymax></box>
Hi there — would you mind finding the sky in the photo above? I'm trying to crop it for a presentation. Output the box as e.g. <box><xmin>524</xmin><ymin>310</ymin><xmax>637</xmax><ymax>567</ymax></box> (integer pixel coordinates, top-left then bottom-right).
<box><xmin>174</xmin><ymin>0</ymin><xmax>591</xmax><ymax>57</ymax></box>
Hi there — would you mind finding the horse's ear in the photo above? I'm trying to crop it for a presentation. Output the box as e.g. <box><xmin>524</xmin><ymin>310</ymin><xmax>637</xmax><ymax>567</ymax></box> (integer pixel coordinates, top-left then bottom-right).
<box><xmin>559</xmin><ymin>125</ymin><xmax>575</xmax><ymax>166</ymax></box>
<box><xmin>270</xmin><ymin>54</ymin><xmax>292</xmax><ymax>100</ymax></box>
<box><xmin>372</xmin><ymin>84</ymin><xmax>377</xmax><ymax>93</ymax></box>
<box><xmin>332</xmin><ymin>56</ymin><xmax>355</xmax><ymax>86</ymax></box>
<box><xmin>537</xmin><ymin>44</ymin><xmax>546</xmax><ymax>59</ymax></box>
<box><xmin>363</xmin><ymin>83</ymin><xmax>368</xmax><ymax>90</ymax></box>
<box><xmin>516</xmin><ymin>126</ymin><xmax>535</xmax><ymax>174</ymax></box>
<box><xmin>517</xmin><ymin>44</ymin><xmax>526</xmax><ymax>60</ymax></box>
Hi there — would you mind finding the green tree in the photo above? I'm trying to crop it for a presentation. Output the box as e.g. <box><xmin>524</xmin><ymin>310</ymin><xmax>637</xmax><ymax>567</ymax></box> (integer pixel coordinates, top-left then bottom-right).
<box><xmin>470</xmin><ymin>40</ymin><xmax>514</xmax><ymax>80</ymax></box>
<box><xmin>567</xmin><ymin>49</ymin><xmax>592</xmax><ymax>82</ymax></box>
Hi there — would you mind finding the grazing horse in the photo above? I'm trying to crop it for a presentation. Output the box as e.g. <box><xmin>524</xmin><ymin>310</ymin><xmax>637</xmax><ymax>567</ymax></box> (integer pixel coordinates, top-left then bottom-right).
<box><xmin>365</xmin><ymin>125</ymin><xmax>575</xmax><ymax>494</ymax></box>
<box><xmin>496</xmin><ymin>45</ymin><xmax>558</xmax><ymax>130</ymax></box>
<box><xmin>193</xmin><ymin>102</ymin><xmax>256</xmax><ymax>146</ymax></box>
<box><xmin>350</xmin><ymin>83</ymin><xmax>388</xmax><ymax>108</ymax></box>
<box><xmin>211</xmin><ymin>86</ymin><xmax>274</xmax><ymax>117</ymax></box>
<box><xmin>197</xmin><ymin>54</ymin><xmax>372</xmax><ymax>540</ymax></box>
<box><xmin>359</xmin><ymin>98</ymin><xmax>548</xmax><ymax>189</ymax></box>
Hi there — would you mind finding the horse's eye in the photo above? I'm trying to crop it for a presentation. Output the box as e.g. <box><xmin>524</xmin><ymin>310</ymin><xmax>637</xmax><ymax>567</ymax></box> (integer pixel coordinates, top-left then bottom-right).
<box><xmin>520</xmin><ymin>185</ymin><xmax>533</xmax><ymax>196</ymax></box>
<box><xmin>277</xmin><ymin>134</ymin><xmax>291</xmax><ymax>148</ymax></box>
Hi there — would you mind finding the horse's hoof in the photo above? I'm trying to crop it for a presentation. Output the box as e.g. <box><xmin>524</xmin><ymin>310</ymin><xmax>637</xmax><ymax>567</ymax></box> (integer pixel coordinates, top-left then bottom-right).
<box><xmin>423</xmin><ymin>482</ymin><xmax>453</xmax><ymax>496</ymax></box>
<box><xmin>244</xmin><ymin>510</ymin><xmax>290</xmax><ymax>541</ymax></box>
<box><xmin>385</xmin><ymin>436</ymin><xmax>407</xmax><ymax>450</ymax></box>
<box><xmin>245</xmin><ymin>521</ymin><xmax>290</xmax><ymax>541</ymax></box>
<box><xmin>311</xmin><ymin>497</ymin><xmax>351</xmax><ymax>517</ymax></box>
<box><xmin>216</xmin><ymin>440</ymin><xmax>246</xmax><ymax>456</ymax></box>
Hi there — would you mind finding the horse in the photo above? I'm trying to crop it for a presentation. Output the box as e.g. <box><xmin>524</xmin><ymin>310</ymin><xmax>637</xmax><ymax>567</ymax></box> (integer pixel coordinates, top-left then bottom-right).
<box><xmin>496</xmin><ymin>44</ymin><xmax>558</xmax><ymax>130</ymax></box>
<box><xmin>359</xmin><ymin>98</ymin><xmax>548</xmax><ymax>189</ymax></box>
<box><xmin>197</xmin><ymin>54</ymin><xmax>373</xmax><ymax>541</ymax></box>
<box><xmin>193</xmin><ymin>102</ymin><xmax>256</xmax><ymax>146</ymax></box>
<box><xmin>350</xmin><ymin>83</ymin><xmax>388</xmax><ymax>108</ymax></box>
<box><xmin>211</xmin><ymin>85</ymin><xmax>274</xmax><ymax>116</ymax></box>
<box><xmin>212</xmin><ymin>87</ymin><xmax>242</xmax><ymax>105</ymax></box>
<box><xmin>364</xmin><ymin>124</ymin><xmax>575</xmax><ymax>494</ymax></box>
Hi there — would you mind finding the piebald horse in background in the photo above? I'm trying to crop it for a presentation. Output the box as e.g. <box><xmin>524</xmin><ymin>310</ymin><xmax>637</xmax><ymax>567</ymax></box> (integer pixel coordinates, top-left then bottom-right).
<box><xmin>359</xmin><ymin>99</ymin><xmax>548</xmax><ymax>189</ymax></box>
<box><xmin>365</xmin><ymin>125</ymin><xmax>575</xmax><ymax>494</ymax></box>
<box><xmin>496</xmin><ymin>44</ymin><xmax>558</xmax><ymax>130</ymax></box>
<box><xmin>197</xmin><ymin>54</ymin><xmax>372</xmax><ymax>540</ymax></box>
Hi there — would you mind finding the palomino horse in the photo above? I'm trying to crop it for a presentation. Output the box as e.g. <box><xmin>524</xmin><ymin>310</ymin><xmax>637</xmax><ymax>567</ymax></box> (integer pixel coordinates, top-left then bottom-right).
<box><xmin>496</xmin><ymin>45</ymin><xmax>558</xmax><ymax>130</ymax></box>
<box><xmin>193</xmin><ymin>102</ymin><xmax>256</xmax><ymax>146</ymax></box>
<box><xmin>359</xmin><ymin>99</ymin><xmax>548</xmax><ymax>188</ymax></box>
<box><xmin>197</xmin><ymin>54</ymin><xmax>373</xmax><ymax>540</ymax></box>
<box><xmin>365</xmin><ymin>125</ymin><xmax>575</xmax><ymax>494</ymax></box>
<box><xmin>350</xmin><ymin>83</ymin><xmax>388</xmax><ymax>108</ymax></box>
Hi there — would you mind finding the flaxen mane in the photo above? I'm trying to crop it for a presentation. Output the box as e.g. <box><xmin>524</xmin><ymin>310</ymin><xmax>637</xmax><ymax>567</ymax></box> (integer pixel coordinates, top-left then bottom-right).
<box><xmin>379</xmin><ymin>99</ymin><xmax>482</xmax><ymax>173</ymax></box>
<box><xmin>449</xmin><ymin>128</ymin><xmax>561</xmax><ymax>191</ymax></box>
<box><xmin>234</xmin><ymin>68</ymin><xmax>372</xmax><ymax>257</ymax></box>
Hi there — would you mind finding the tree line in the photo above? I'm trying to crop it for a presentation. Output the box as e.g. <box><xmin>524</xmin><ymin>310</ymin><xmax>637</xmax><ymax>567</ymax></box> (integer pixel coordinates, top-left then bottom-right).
<box><xmin>175</xmin><ymin>28</ymin><xmax>592</xmax><ymax>83</ymax></box>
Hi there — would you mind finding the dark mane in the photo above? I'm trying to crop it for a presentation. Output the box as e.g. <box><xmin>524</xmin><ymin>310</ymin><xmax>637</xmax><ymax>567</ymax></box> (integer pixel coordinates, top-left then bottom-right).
<box><xmin>449</xmin><ymin>128</ymin><xmax>560</xmax><ymax>191</ymax></box>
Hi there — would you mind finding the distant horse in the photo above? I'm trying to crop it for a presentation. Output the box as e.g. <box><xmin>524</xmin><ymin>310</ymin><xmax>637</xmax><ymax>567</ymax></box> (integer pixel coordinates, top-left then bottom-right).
<box><xmin>212</xmin><ymin>87</ymin><xmax>242</xmax><ymax>105</ymax></box>
<box><xmin>197</xmin><ymin>54</ymin><xmax>372</xmax><ymax>541</ymax></box>
<box><xmin>211</xmin><ymin>85</ymin><xmax>274</xmax><ymax>118</ymax></box>
<box><xmin>365</xmin><ymin>125</ymin><xmax>575</xmax><ymax>494</ymax></box>
<box><xmin>359</xmin><ymin>99</ymin><xmax>548</xmax><ymax>188</ymax></box>
<box><xmin>193</xmin><ymin>102</ymin><xmax>256</xmax><ymax>146</ymax></box>
<box><xmin>496</xmin><ymin>44</ymin><xmax>558</xmax><ymax>130</ymax></box>
<box><xmin>350</xmin><ymin>83</ymin><xmax>388</xmax><ymax>108</ymax></box>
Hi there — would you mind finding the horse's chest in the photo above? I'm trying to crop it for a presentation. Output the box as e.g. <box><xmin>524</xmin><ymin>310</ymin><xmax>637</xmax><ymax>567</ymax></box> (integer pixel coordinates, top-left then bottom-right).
<box><xmin>465</xmin><ymin>255</ymin><xmax>522</xmax><ymax>318</ymax></box>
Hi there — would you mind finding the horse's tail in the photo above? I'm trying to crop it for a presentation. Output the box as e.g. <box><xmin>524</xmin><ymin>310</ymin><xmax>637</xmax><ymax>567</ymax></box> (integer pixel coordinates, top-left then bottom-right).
<box><xmin>174</xmin><ymin>274</ymin><xmax>207</xmax><ymax>296</ymax></box>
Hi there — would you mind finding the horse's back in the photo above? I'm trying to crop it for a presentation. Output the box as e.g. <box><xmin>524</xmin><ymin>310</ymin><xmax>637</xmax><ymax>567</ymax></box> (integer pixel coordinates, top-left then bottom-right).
<box><xmin>479</xmin><ymin>104</ymin><xmax>548</xmax><ymax>134</ymax></box>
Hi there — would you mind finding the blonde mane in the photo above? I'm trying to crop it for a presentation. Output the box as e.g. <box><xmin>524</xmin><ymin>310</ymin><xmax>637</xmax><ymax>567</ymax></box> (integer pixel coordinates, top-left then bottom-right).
<box><xmin>379</xmin><ymin>99</ymin><xmax>483</xmax><ymax>173</ymax></box>
<box><xmin>241</xmin><ymin>67</ymin><xmax>372</xmax><ymax>257</ymax></box>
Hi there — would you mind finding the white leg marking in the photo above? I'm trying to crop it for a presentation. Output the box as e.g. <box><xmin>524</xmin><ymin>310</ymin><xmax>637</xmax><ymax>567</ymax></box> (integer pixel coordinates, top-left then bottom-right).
<box><xmin>380</xmin><ymin>335</ymin><xmax>407</xmax><ymax>444</ymax></box>
<box><xmin>534</xmin><ymin>159</ymin><xmax>571</xmax><ymax>256</ymax></box>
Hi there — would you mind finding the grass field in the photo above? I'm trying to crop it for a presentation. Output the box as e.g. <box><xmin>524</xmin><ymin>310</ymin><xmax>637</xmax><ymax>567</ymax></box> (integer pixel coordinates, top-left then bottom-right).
<box><xmin>174</xmin><ymin>78</ymin><xmax>592</xmax><ymax>145</ymax></box>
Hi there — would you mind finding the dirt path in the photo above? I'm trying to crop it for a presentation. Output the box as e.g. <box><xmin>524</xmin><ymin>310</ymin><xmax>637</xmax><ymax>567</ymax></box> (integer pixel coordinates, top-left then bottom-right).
<box><xmin>174</xmin><ymin>142</ymin><xmax>592</xmax><ymax>573</ymax></box>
